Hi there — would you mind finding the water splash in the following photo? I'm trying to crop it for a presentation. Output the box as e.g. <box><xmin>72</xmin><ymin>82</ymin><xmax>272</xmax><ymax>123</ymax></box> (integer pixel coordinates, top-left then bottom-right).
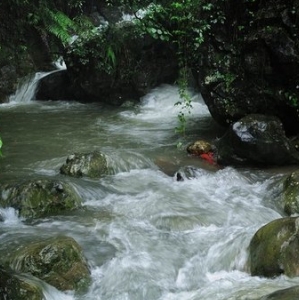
<box><xmin>53</xmin><ymin>56</ymin><xmax>67</xmax><ymax>70</ymax></box>
<box><xmin>0</xmin><ymin>207</ymin><xmax>23</xmax><ymax>225</ymax></box>
<box><xmin>120</xmin><ymin>84</ymin><xmax>209</xmax><ymax>123</ymax></box>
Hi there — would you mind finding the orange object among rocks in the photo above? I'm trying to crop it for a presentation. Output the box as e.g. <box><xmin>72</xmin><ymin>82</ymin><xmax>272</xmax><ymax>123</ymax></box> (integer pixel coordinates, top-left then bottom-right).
<box><xmin>199</xmin><ymin>152</ymin><xmax>216</xmax><ymax>165</ymax></box>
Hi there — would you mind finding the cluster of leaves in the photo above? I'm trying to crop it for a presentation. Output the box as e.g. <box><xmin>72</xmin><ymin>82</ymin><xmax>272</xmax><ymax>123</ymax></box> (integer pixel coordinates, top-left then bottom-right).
<box><xmin>66</xmin><ymin>22</ymin><xmax>138</xmax><ymax>79</ymax></box>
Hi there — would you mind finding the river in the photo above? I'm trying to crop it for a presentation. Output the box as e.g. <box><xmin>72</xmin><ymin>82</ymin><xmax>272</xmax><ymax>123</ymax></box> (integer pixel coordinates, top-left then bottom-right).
<box><xmin>0</xmin><ymin>77</ymin><xmax>298</xmax><ymax>300</ymax></box>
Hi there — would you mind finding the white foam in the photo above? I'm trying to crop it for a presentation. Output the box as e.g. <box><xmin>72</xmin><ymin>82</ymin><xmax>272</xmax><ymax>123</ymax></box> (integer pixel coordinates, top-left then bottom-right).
<box><xmin>0</xmin><ymin>207</ymin><xmax>23</xmax><ymax>225</ymax></box>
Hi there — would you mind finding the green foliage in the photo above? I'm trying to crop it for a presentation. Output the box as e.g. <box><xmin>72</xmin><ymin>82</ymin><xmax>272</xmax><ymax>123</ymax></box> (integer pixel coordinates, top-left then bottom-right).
<box><xmin>0</xmin><ymin>0</ymin><xmax>84</xmax><ymax>61</ymax></box>
<box><xmin>175</xmin><ymin>68</ymin><xmax>193</xmax><ymax>135</ymax></box>
<box><xmin>284</xmin><ymin>91</ymin><xmax>299</xmax><ymax>108</ymax></box>
<box><xmin>45</xmin><ymin>10</ymin><xmax>75</xmax><ymax>45</ymax></box>
<box><xmin>66</xmin><ymin>23</ymin><xmax>123</xmax><ymax>75</ymax></box>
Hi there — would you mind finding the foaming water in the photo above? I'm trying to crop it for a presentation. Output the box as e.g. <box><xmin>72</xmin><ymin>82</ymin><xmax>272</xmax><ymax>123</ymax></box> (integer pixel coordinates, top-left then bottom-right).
<box><xmin>77</xmin><ymin>167</ymin><xmax>286</xmax><ymax>300</ymax></box>
<box><xmin>0</xmin><ymin>207</ymin><xmax>23</xmax><ymax>225</ymax></box>
<box><xmin>120</xmin><ymin>84</ymin><xmax>209</xmax><ymax>124</ymax></box>
<box><xmin>103</xmin><ymin>84</ymin><xmax>212</xmax><ymax>148</ymax></box>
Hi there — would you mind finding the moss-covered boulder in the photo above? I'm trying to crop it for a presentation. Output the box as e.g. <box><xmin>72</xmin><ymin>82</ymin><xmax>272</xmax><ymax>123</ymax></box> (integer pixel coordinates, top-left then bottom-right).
<box><xmin>7</xmin><ymin>236</ymin><xmax>91</xmax><ymax>292</ymax></box>
<box><xmin>0</xmin><ymin>266</ymin><xmax>43</xmax><ymax>300</ymax></box>
<box><xmin>60</xmin><ymin>151</ymin><xmax>109</xmax><ymax>178</ymax></box>
<box><xmin>259</xmin><ymin>285</ymin><xmax>299</xmax><ymax>300</ymax></box>
<box><xmin>283</xmin><ymin>171</ymin><xmax>299</xmax><ymax>215</ymax></box>
<box><xmin>249</xmin><ymin>217</ymin><xmax>299</xmax><ymax>278</ymax></box>
<box><xmin>0</xmin><ymin>179</ymin><xmax>82</xmax><ymax>219</ymax></box>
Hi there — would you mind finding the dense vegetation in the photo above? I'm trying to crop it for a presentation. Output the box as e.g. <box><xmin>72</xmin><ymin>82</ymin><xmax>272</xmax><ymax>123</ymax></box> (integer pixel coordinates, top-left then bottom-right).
<box><xmin>0</xmin><ymin>0</ymin><xmax>85</xmax><ymax>67</ymax></box>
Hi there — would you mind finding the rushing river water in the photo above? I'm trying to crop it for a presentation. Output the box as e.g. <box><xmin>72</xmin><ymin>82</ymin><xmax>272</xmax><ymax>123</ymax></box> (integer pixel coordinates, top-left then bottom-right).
<box><xmin>1</xmin><ymin>80</ymin><xmax>299</xmax><ymax>300</ymax></box>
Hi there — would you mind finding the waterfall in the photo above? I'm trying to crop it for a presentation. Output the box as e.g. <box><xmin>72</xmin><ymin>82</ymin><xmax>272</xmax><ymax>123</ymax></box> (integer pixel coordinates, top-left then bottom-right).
<box><xmin>8</xmin><ymin>57</ymin><xmax>66</xmax><ymax>104</ymax></box>
<box><xmin>8</xmin><ymin>72</ymin><xmax>52</xmax><ymax>103</ymax></box>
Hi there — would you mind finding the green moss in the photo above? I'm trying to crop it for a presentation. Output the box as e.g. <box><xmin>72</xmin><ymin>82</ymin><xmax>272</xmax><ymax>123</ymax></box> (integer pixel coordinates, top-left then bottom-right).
<box><xmin>0</xmin><ymin>266</ymin><xmax>43</xmax><ymax>300</ymax></box>
<box><xmin>8</xmin><ymin>236</ymin><xmax>91</xmax><ymax>292</ymax></box>
<box><xmin>0</xmin><ymin>179</ymin><xmax>82</xmax><ymax>219</ymax></box>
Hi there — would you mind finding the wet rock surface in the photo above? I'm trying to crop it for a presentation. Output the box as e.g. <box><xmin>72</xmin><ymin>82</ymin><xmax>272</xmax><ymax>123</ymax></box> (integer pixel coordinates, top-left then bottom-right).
<box><xmin>6</xmin><ymin>236</ymin><xmax>91</xmax><ymax>292</ymax></box>
<box><xmin>216</xmin><ymin>114</ymin><xmax>299</xmax><ymax>166</ymax></box>
<box><xmin>0</xmin><ymin>266</ymin><xmax>43</xmax><ymax>300</ymax></box>
<box><xmin>250</xmin><ymin>217</ymin><xmax>299</xmax><ymax>278</ymax></box>
<box><xmin>282</xmin><ymin>171</ymin><xmax>299</xmax><ymax>215</ymax></box>
<box><xmin>60</xmin><ymin>151</ymin><xmax>109</xmax><ymax>178</ymax></box>
<box><xmin>0</xmin><ymin>178</ymin><xmax>82</xmax><ymax>219</ymax></box>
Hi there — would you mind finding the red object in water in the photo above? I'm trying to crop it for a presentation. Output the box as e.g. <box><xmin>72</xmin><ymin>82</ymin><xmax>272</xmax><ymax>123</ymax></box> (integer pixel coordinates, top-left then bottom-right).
<box><xmin>200</xmin><ymin>152</ymin><xmax>215</xmax><ymax>164</ymax></box>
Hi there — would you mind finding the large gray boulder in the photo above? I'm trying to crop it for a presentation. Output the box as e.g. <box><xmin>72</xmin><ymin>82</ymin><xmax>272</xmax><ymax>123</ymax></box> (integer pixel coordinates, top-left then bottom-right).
<box><xmin>0</xmin><ymin>179</ymin><xmax>82</xmax><ymax>219</ymax></box>
<box><xmin>249</xmin><ymin>217</ymin><xmax>299</xmax><ymax>278</ymax></box>
<box><xmin>216</xmin><ymin>114</ymin><xmax>299</xmax><ymax>166</ymax></box>
<box><xmin>7</xmin><ymin>236</ymin><xmax>91</xmax><ymax>292</ymax></box>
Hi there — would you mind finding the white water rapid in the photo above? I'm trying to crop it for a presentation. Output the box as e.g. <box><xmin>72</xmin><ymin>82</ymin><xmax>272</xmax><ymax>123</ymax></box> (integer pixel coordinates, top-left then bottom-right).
<box><xmin>0</xmin><ymin>82</ymin><xmax>298</xmax><ymax>300</ymax></box>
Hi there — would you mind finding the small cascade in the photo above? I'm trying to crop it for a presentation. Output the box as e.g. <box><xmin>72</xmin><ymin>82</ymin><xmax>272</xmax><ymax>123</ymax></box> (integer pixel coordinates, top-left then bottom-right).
<box><xmin>8</xmin><ymin>57</ymin><xmax>67</xmax><ymax>104</ymax></box>
<box><xmin>8</xmin><ymin>72</ymin><xmax>52</xmax><ymax>103</ymax></box>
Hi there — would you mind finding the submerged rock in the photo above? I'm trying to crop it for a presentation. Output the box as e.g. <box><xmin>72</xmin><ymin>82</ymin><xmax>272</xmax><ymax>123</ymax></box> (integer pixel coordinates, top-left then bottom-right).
<box><xmin>259</xmin><ymin>285</ymin><xmax>299</xmax><ymax>300</ymax></box>
<box><xmin>7</xmin><ymin>236</ymin><xmax>91</xmax><ymax>292</ymax></box>
<box><xmin>249</xmin><ymin>217</ymin><xmax>299</xmax><ymax>278</ymax></box>
<box><xmin>282</xmin><ymin>171</ymin><xmax>299</xmax><ymax>215</ymax></box>
<box><xmin>0</xmin><ymin>265</ymin><xmax>43</xmax><ymax>300</ymax></box>
<box><xmin>216</xmin><ymin>114</ymin><xmax>299</xmax><ymax>166</ymax></box>
<box><xmin>0</xmin><ymin>179</ymin><xmax>82</xmax><ymax>219</ymax></box>
<box><xmin>60</xmin><ymin>151</ymin><xmax>109</xmax><ymax>178</ymax></box>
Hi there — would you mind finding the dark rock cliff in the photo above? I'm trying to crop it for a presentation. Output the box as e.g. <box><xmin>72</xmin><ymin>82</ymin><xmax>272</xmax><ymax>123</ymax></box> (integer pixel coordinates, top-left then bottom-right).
<box><xmin>194</xmin><ymin>0</ymin><xmax>299</xmax><ymax>136</ymax></box>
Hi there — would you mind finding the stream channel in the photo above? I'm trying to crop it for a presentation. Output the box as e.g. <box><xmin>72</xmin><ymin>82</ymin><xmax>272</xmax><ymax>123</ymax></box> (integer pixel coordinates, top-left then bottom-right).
<box><xmin>0</xmin><ymin>74</ymin><xmax>299</xmax><ymax>299</ymax></box>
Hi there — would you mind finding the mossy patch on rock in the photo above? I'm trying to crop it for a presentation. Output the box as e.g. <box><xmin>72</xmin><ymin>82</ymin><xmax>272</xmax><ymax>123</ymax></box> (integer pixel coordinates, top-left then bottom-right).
<box><xmin>7</xmin><ymin>236</ymin><xmax>91</xmax><ymax>292</ymax></box>
<box><xmin>250</xmin><ymin>217</ymin><xmax>299</xmax><ymax>278</ymax></box>
<box><xmin>259</xmin><ymin>285</ymin><xmax>299</xmax><ymax>300</ymax></box>
<box><xmin>0</xmin><ymin>179</ymin><xmax>82</xmax><ymax>219</ymax></box>
<box><xmin>0</xmin><ymin>266</ymin><xmax>43</xmax><ymax>300</ymax></box>
<box><xmin>283</xmin><ymin>171</ymin><xmax>299</xmax><ymax>215</ymax></box>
